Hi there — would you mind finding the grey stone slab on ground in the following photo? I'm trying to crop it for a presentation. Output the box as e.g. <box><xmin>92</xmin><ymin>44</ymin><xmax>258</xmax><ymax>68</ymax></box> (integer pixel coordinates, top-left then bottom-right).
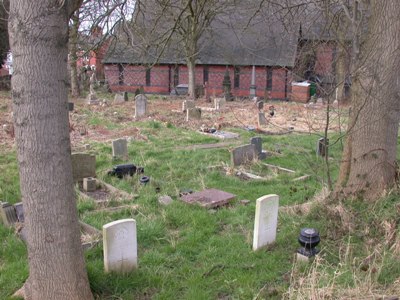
<box><xmin>103</xmin><ymin>219</ymin><xmax>138</xmax><ymax>273</ymax></box>
<box><xmin>0</xmin><ymin>202</ymin><xmax>18</xmax><ymax>227</ymax></box>
<box><xmin>71</xmin><ymin>153</ymin><xmax>96</xmax><ymax>182</ymax></box>
<box><xmin>135</xmin><ymin>94</ymin><xmax>148</xmax><ymax>118</ymax></box>
<box><xmin>231</xmin><ymin>144</ymin><xmax>257</xmax><ymax>166</ymax></box>
<box><xmin>83</xmin><ymin>177</ymin><xmax>97</xmax><ymax>192</ymax></box>
<box><xmin>158</xmin><ymin>195</ymin><xmax>173</xmax><ymax>206</ymax></box>
<box><xmin>253</xmin><ymin>194</ymin><xmax>279</xmax><ymax>250</ymax></box>
<box><xmin>207</xmin><ymin>131</ymin><xmax>240</xmax><ymax>139</ymax></box>
<box><xmin>182</xmin><ymin>100</ymin><xmax>195</xmax><ymax>112</ymax></box>
<box><xmin>180</xmin><ymin>188</ymin><xmax>236</xmax><ymax>208</ymax></box>
<box><xmin>186</xmin><ymin>108</ymin><xmax>202</xmax><ymax>121</ymax></box>
<box><xmin>112</xmin><ymin>138</ymin><xmax>128</xmax><ymax>159</ymax></box>
<box><xmin>258</xmin><ymin>112</ymin><xmax>266</xmax><ymax>126</ymax></box>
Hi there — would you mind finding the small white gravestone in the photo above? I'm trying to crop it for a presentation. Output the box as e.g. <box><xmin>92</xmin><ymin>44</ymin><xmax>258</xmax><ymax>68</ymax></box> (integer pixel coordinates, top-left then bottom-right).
<box><xmin>135</xmin><ymin>94</ymin><xmax>148</xmax><ymax>118</ymax></box>
<box><xmin>112</xmin><ymin>138</ymin><xmax>128</xmax><ymax>159</ymax></box>
<box><xmin>253</xmin><ymin>194</ymin><xmax>279</xmax><ymax>250</ymax></box>
<box><xmin>103</xmin><ymin>219</ymin><xmax>138</xmax><ymax>273</ymax></box>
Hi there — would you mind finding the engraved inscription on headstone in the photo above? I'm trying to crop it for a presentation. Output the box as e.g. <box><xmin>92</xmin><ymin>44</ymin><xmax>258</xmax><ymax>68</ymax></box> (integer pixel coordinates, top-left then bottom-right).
<box><xmin>253</xmin><ymin>194</ymin><xmax>279</xmax><ymax>250</ymax></box>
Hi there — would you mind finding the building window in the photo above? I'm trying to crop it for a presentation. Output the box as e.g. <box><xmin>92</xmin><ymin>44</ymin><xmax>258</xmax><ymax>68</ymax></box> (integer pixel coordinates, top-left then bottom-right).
<box><xmin>266</xmin><ymin>67</ymin><xmax>273</xmax><ymax>91</ymax></box>
<box><xmin>173</xmin><ymin>65</ymin><xmax>179</xmax><ymax>86</ymax></box>
<box><xmin>118</xmin><ymin>63</ymin><xmax>124</xmax><ymax>85</ymax></box>
<box><xmin>234</xmin><ymin>66</ymin><xmax>240</xmax><ymax>88</ymax></box>
<box><xmin>203</xmin><ymin>66</ymin><xmax>209</xmax><ymax>84</ymax></box>
<box><xmin>146</xmin><ymin>68</ymin><xmax>151</xmax><ymax>86</ymax></box>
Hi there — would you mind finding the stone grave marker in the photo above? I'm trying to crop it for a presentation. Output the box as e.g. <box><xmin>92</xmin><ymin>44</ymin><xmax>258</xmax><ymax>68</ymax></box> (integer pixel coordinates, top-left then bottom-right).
<box><xmin>182</xmin><ymin>100</ymin><xmax>196</xmax><ymax>112</ymax></box>
<box><xmin>114</xmin><ymin>93</ymin><xmax>125</xmax><ymax>103</ymax></box>
<box><xmin>103</xmin><ymin>219</ymin><xmax>138</xmax><ymax>273</ymax></box>
<box><xmin>0</xmin><ymin>202</ymin><xmax>18</xmax><ymax>227</ymax></box>
<box><xmin>257</xmin><ymin>100</ymin><xmax>264</xmax><ymax>110</ymax></box>
<box><xmin>14</xmin><ymin>202</ymin><xmax>24</xmax><ymax>223</ymax></box>
<box><xmin>112</xmin><ymin>138</ymin><xmax>128</xmax><ymax>159</ymax></box>
<box><xmin>180</xmin><ymin>188</ymin><xmax>236</xmax><ymax>208</ymax></box>
<box><xmin>135</xmin><ymin>94</ymin><xmax>148</xmax><ymax>118</ymax></box>
<box><xmin>83</xmin><ymin>177</ymin><xmax>97</xmax><ymax>192</ymax></box>
<box><xmin>186</xmin><ymin>108</ymin><xmax>202</xmax><ymax>121</ymax></box>
<box><xmin>214</xmin><ymin>97</ymin><xmax>225</xmax><ymax>110</ymax></box>
<box><xmin>71</xmin><ymin>153</ymin><xmax>96</xmax><ymax>182</ymax></box>
<box><xmin>258</xmin><ymin>112</ymin><xmax>266</xmax><ymax>126</ymax></box>
<box><xmin>316</xmin><ymin>138</ymin><xmax>329</xmax><ymax>157</ymax></box>
<box><xmin>253</xmin><ymin>194</ymin><xmax>279</xmax><ymax>250</ymax></box>
<box><xmin>250</xmin><ymin>136</ymin><xmax>267</xmax><ymax>160</ymax></box>
<box><xmin>231</xmin><ymin>144</ymin><xmax>257</xmax><ymax>166</ymax></box>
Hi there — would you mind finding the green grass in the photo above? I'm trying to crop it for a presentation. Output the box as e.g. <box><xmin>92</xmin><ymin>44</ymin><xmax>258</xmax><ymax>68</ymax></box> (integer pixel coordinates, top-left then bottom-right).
<box><xmin>0</xmin><ymin>121</ymin><xmax>399</xmax><ymax>299</ymax></box>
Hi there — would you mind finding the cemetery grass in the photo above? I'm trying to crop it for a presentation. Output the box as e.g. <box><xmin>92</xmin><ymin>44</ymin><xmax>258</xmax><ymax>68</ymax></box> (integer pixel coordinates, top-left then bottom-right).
<box><xmin>1</xmin><ymin>120</ymin><xmax>400</xmax><ymax>299</ymax></box>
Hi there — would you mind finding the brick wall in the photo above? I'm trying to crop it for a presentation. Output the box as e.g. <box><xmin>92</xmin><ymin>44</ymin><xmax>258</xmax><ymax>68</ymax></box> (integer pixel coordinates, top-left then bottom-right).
<box><xmin>314</xmin><ymin>42</ymin><xmax>334</xmax><ymax>76</ymax></box>
<box><xmin>105</xmin><ymin>63</ymin><xmax>290</xmax><ymax>100</ymax></box>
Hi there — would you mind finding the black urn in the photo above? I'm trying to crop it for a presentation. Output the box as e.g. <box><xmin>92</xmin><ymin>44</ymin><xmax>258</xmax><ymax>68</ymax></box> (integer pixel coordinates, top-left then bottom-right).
<box><xmin>297</xmin><ymin>228</ymin><xmax>320</xmax><ymax>257</ymax></box>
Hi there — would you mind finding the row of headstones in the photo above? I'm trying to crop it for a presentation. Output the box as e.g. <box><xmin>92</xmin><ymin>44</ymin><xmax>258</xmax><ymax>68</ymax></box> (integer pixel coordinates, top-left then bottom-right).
<box><xmin>103</xmin><ymin>194</ymin><xmax>279</xmax><ymax>273</ymax></box>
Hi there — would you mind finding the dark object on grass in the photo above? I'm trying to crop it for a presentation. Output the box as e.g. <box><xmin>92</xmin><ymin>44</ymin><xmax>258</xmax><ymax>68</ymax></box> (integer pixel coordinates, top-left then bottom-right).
<box><xmin>68</xmin><ymin>102</ymin><xmax>74</xmax><ymax>112</ymax></box>
<box><xmin>139</xmin><ymin>176</ymin><xmax>150</xmax><ymax>184</ymax></box>
<box><xmin>269</xmin><ymin>105</ymin><xmax>275</xmax><ymax>117</ymax></box>
<box><xmin>108</xmin><ymin>164</ymin><xmax>144</xmax><ymax>179</ymax></box>
<box><xmin>297</xmin><ymin>228</ymin><xmax>320</xmax><ymax>257</ymax></box>
<box><xmin>179</xmin><ymin>189</ymin><xmax>194</xmax><ymax>197</ymax></box>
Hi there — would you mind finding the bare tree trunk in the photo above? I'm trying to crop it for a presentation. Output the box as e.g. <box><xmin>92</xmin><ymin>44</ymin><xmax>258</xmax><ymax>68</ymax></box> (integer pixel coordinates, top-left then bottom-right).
<box><xmin>335</xmin><ymin>0</ymin><xmax>400</xmax><ymax>200</ymax></box>
<box><xmin>70</xmin><ymin>10</ymin><xmax>80</xmax><ymax>98</ymax></box>
<box><xmin>187</xmin><ymin>57</ymin><xmax>196</xmax><ymax>99</ymax></box>
<box><xmin>8</xmin><ymin>1</ymin><xmax>93</xmax><ymax>299</ymax></box>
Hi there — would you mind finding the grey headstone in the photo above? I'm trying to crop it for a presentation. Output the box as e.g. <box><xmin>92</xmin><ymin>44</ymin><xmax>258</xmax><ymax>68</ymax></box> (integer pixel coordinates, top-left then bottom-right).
<box><xmin>112</xmin><ymin>138</ymin><xmax>128</xmax><ymax>159</ymax></box>
<box><xmin>0</xmin><ymin>202</ymin><xmax>18</xmax><ymax>227</ymax></box>
<box><xmin>182</xmin><ymin>100</ymin><xmax>195</xmax><ymax>112</ymax></box>
<box><xmin>186</xmin><ymin>108</ymin><xmax>201</xmax><ymax>121</ymax></box>
<box><xmin>250</xmin><ymin>137</ymin><xmax>262</xmax><ymax>155</ymax></box>
<box><xmin>83</xmin><ymin>177</ymin><xmax>97</xmax><ymax>192</ymax></box>
<box><xmin>123</xmin><ymin>92</ymin><xmax>129</xmax><ymax>101</ymax></box>
<box><xmin>103</xmin><ymin>219</ymin><xmax>138</xmax><ymax>273</ymax></box>
<box><xmin>134</xmin><ymin>94</ymin><xmax>148</xmax><ymax>118</ymax></box>
<box><xmin>316</xmin><ymin>138</ymin><xmax>329</xmax><ymax>157</ymax></box>
<box><xmin>114</xmin><ymin>93</ymin><xmax>125</xmax><ymax>103</ymax></box>
<box><xmin>68</xmin><ymin>102</ymin><xmax>74</xmax><ymax>112</ymax></box>
<box><xmin>231</xmin><ymin>144</ymin><xmax>257</xmax><ymax>166</ymax></box>
<box><xmin>71</xmin><ymin>153</ymin><xmax>96</xmax><ymax>182</ymax></box>
<box><xmin>253</xmin><ymin>194</ymin><xmax>279</xmax><ymax>250</ymax></box>
<box><xmin>87</xmin><ymin>93</ymin><xmax>99</xmax><ymax>105</ymax></box>
<box><xmin>257</xmin><ymin>100</ymin><xmax>264</xmax><ymax>110</ymax></box>
<box><xmin>258</xmin><ymin>112</ymin><xmax>266</xmax><ymax>126</ymax></box>
<box><xmin>214</xmin><ymin>97</ymin><xmax>225</xmax><ymax>110</ymax></box>
<box><xmin>14</xmin><ymin>202</ymin><xmax>24</xmax><ymax>223</ymax></box>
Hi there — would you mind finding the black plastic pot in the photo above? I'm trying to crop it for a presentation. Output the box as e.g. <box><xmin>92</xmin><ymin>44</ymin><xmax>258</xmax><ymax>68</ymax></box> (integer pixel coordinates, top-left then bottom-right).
<box><xmin>139</xmin><ymin>176</ymin><xmax>150</xmax><ymax>185</ymax></box>
<box><xmin>297</xmin><ymin>228</ymin><xmax>320</xmax><ymax>257</ymax></box>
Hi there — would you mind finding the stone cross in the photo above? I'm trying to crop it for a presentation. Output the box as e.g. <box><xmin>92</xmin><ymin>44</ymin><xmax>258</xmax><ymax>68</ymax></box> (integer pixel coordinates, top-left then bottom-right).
<box><xmin>253</xmin><ymin>194</ymin><xmax>279</xmax><ymax>250</ymax></box>
<box><xmin>134</xmin><ymin>94</ymin><xmax>148</xmax><ymax>118</ymax></box>
<box><xmin>103</xmin><ymin>219</ymin><xmax>138</xmax><ymax>273</ymax></box>
<box><xmin>112</xmin><ymin>138</ymin><xmax>128</xmax><ymax>159</ymax></box>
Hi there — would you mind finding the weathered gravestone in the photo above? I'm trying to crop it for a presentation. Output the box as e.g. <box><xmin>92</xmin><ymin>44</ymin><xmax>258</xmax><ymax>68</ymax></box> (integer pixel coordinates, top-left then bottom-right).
<box><xmin>258</xmin><ymin>112</ymin><xmax>266</xmax><ymax>126</ymax></box>
<box><xmin>257</xmin><ymin>100</ymin><xmax>264</xmax><ymax>110</ymax></box>
<box><xmin>253</xmin><ymin>194</ymin><xmax>279</xmax><ymax>250</ymax></box>
<box><xmin>316</xmin><ymin>138</ymin><xmax>329</xmax><ymax>157</ymax></box>
<box><xmin>114</xmin><ymin>93</ymin><xmax>125</xmax><ymax>103</ymax></box>
<box><xmin>83</xmin><ymin>177</ymin><xmax>97</xmax><ymax>192</ymax></box>
<box><xmin>134</xmin><ymin>94</ymin><xmax>148</xmax><ymax>118</ymax></box>
<box><xmin>71</xmin><ymin>153</ymin><xmax>96</xmax><ymax>182</ymax></box>
<box><xmin>214</xmin><ymin>97</ymin><xmax>226</xmax><ymax>110</ymax></box>
<box><xmin>180</xmin><ymin>188</ymin><xmax>236</xmax><ymax>208</ymax></box>
<box><xmin>112</xmin><ymin>138</ymin><xmax>128</xmax><ymax>159</ymax></box>
<box><xmin>103</xmin><ymin>219</ymin><xmax>138</xmax><ymax>273</ymax></box>
<box><xmin>0</xmin><ymin>202</ymin><xmax>18</xmax><ymax>227</ymax></box>
<box><xmin>231</xmin><ymin>144</ymin><xmax>257</xmax><ymax>166</ymax></box>
<box><xmin>250</xmin><ymin>137</ymin><xmax>267</xmax><ymax>160</ymax></box>
<box><xmin>182</xmin><ymin>100</ymin><xmax>195</xmax><ymax>112</ymax></box>
<box><xmin>14</xmin><ymin>202</ymin><xmax>24</xmax><ymax>223</ymax></box>
<box><xmin>186</xmin><ymin>108</ymin><xmax>202</xmax><ymax>121</ymax></box>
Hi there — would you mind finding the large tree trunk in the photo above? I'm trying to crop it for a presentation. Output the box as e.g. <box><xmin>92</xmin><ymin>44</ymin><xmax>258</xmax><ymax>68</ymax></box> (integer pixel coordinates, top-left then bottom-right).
<box><xmin>335</xmin><ymin>0</ymin><xmax>400</xmax><ymax>200</ymax></box>
<box><xmin>69</xmin><ymin>10</ymin><xmax>81</xmax><ymax>98</ymax></box>
<box><xmin>187</xmin><ymin>57</ymin><xmax>196</xmax><ymax>99</ymax></box>
<box><xmin>8</xmin><ymin>1</ymin><xmax>93</xmax><ymax>299</ymax></box>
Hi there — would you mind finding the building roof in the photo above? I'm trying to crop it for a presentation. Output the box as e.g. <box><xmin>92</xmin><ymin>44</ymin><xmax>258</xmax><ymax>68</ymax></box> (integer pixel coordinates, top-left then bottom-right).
<box><xmin>103</xmin><ymin>2</ymin><xmax>299</xmax><ymax>67</ymax></box>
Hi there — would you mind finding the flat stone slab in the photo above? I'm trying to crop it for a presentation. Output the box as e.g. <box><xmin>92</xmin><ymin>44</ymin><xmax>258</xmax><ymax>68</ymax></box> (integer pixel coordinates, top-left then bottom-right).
<box><xmin>180</xmin><ymin>188</ymin><xmax>236</xmax><ymax>208</ymax></box>
<box><xmin>199</xmin><ymin>131</ymin><xmax>240</xmax><ymax>139</ymax></box>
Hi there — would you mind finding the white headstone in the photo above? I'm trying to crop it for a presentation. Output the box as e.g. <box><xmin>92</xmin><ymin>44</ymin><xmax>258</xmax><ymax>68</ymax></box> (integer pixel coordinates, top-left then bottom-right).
<box><xmin>253</xmin><ymin>194</ymin><xmax>279</xmax><ymax>250</ymax></box>
<box><xmin>135</xmin><ymin>94</ymin><xmax>148</xmax><ymax>118</ymax></box>
<box><xmin>112</xmin><ymin>138</ymin><xmax>128</xmax><ymax>159</ymax></box>
<box><xmin>103</xmin><ymin>219</ymin><xmax>138</xmax><ymax>273</ymax></box>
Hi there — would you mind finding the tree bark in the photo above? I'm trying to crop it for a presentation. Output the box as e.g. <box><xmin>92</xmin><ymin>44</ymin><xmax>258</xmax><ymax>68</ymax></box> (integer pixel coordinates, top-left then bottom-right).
<box><xmin>8</xmin><ymin>1</ymin><xmax>93</xmax><ymax>299</ymax></box>
<box><xmin>335</xmin><ymin>0</ymin><xmax>400</xmax><ymax>200</ymax></box>
<box><xmin>69</xmin><ymin>10</ymin><xmax>81</xmax><ymax>98</ymax></box>
<box><xmin>187</xmin><ymin>57</ymin><xmax>196</xmax><ymax>99</ymax></box>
